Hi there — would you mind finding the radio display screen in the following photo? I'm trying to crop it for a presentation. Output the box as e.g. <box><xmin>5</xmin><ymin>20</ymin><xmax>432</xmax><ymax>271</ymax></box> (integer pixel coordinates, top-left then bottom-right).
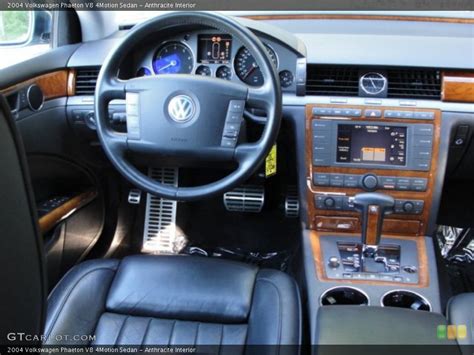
<box><xmin>197</xmin><ymin>34</ymin><xmax>232</xmax><ymax>64</ymax></box>
<box><xmin>336</xmin><ymin>124</ymin><xmax>407</xmax><ymax>166</ymax></box>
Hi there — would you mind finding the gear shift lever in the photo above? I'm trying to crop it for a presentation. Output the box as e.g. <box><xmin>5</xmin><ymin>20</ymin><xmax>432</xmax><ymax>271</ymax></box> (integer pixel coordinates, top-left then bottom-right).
<box><xmin>352</xmin><ymin>193</ymin><xmax>395</xmax><ymax>257</ymax></box>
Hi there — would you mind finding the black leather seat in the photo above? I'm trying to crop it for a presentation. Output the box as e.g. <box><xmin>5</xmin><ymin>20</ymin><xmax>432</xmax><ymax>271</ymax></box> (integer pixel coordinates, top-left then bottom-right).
<box><xmin>44</xmin><ymin>255</ymin><xmax>301</xmax><ymax>347</ymax></box>
<box><xmin>0</xmin><ymin>94</ymin><xmax>301</xmax><ymax>348</ymax></box>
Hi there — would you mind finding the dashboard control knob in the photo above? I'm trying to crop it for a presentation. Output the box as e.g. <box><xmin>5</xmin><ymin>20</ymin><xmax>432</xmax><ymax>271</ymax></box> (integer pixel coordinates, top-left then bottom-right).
<box><xmin>328</xmin><ymin>256</ymin><xmax>340</xmax><ymax>268</ymax></box>
<box><xmin>362</xmin><ymin>174</ymin><xmax>378</xmax><ymax>190</ymax></box>
<box><xmin>403</xmin><ymin>201</ymin><xmax>414</xmax><ymax>213</ymax></box>
<box><xmin>324</xmin><ymin>197</ymin><xmax>335</xmax><ymax>208</ymax></box>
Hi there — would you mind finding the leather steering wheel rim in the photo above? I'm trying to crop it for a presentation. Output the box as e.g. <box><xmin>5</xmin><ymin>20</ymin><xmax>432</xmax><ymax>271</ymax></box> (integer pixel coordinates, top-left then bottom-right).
<box><xmin>94</xmin><ymin>12</ymin><xmax>281</xmax><ymax>201</ymax></box>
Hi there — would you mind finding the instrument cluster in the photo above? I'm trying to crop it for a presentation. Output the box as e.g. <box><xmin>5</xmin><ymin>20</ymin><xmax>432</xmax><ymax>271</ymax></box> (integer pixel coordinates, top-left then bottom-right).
<box><xmin>134</xmin><ymin>31</ymin><xmax>297</xmax><ymax>90</ymax></box>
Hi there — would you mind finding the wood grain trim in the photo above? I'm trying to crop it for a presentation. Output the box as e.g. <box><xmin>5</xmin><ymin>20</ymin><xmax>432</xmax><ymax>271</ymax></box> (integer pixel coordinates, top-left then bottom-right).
<box><xmin>244</xmin><ymin>14</ymin><xmax>474</xmax><ymax>24</ymax></box>
<box><xmin>442</xmin><ymin>71</ymin><xmax>474</xmax><ymax>103</ymax></box>
<box><xmin>67</xmin><ymin>69</ymin><xmax>76</xmax><ymax>97</ymax></box>
<box><xmin>309</xmin><ymin>230</ymin><xmax>429</xmax><ymax>288</ymax></box>
<box><xmin>366</xmin><ymin>205</ymin><xmax>380</xmax><ymax>245</ymax></box>
<box><xmin>38</xmin><ymin>190</ymin><xmax>97</xmax><ymax>234</ymax></box>
<box><xmin>0</xmin><ymin>70</ymin><xmax>71</xmax><ymax>101</ymax></box>
<box><xmin>305</xmin><ymin>104</ymin><xmax>441</xmax><ymax>237</ymax></box>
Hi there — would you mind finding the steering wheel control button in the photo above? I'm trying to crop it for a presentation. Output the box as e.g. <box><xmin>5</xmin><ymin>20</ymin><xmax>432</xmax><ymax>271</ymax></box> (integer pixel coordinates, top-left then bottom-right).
<box><xmin>228</xmin><ymin>100</ymin><xmax>245</xmax><ymax>113</ymax></box>
<box><xmin>361</xmin><ymin>174</ymin><xmax>378</xmax><ymax>190</ymax></box>
<box><xmin>167</xmin><ymin>95</ymin><xmax>196</xmax><ymax>123</ymax></box>
<box><xmin>221</xmin><ymin>137</ymin><xmax>237</xmax><ymax>148</ymax></box>
<box><xmin>126</xmin><ymin>93</ymin><xmax>140</xmax><ymax>139</ymax></box>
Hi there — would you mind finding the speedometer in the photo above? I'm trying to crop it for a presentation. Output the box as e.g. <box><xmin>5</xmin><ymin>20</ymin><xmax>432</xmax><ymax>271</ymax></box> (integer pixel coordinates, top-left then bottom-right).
<box><xmin>152</xmin><ymin>42</ymin><xmax>194</xmax><ymax>75</ymax></box>
<box><xmin>234</xmin><ymin>44</ymin><xmax>278</xmax><ymax>86</ymax></box>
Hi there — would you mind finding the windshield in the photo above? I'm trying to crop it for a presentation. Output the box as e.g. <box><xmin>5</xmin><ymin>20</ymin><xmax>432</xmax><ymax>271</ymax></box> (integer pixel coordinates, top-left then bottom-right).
<box><xmin>115</xmin><ymin>10</ymin><xmax>474</xmax><ymax>25</ymax></box>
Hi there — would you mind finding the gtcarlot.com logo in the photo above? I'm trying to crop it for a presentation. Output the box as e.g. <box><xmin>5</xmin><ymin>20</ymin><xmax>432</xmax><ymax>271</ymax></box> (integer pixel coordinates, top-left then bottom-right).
<box><xmin>437</xmin><ymin>325</ymin><xmax>467</xmax><ymax>340</ymax></box>
<box><xmin>7</xmin><ymin>333</ymin><xmax>96</xmax><ymax>342</ymax></box>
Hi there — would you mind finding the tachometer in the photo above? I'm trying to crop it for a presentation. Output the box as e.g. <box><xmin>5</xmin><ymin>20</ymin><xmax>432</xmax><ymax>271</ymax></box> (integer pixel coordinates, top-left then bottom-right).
<box><xmin>234</xmin><ymin>44</ymin><xmax>278</xmax><ymax>86</ymax></box>
<box><xmin>153</xmin><ymin>42</ymin><xmax>194</xmax><ymax>75</ymax></box>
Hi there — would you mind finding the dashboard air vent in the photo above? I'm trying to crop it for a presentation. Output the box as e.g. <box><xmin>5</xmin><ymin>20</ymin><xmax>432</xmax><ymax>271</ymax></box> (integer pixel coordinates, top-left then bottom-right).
<box><xmin>387</xmin><ymin>68</ymin><xmax>441</xmax><ymax>100</ymax></box>
<box><xmin>306</xmin><ymin>65</ymin><xmax>359</xmax><ymax>96</ymax></box>
<box><xmin>75</xmin><ymin>67</ymin><xmax>100</xmax><ymax>96</ymax></box>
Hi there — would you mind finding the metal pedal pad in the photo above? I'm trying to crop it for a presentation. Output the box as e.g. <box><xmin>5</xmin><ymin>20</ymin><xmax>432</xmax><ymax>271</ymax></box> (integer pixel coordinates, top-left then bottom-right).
<box><xmin>285</xmin><ymin>186</ymin><xmax>299</xmax><ymax>218</ymax></box>
<box><xmin>128</xmin><ymin>189</ymin><xmax>142</xmax><ymax>204</ymax></box>
<box><xmin>223</xmin><ymin>185</ymin><xmax>264</xmax><ymax>213</ymax></box>
<box><xmin>142</xmin><ymin>167</ymin><xmax>185</xmax><ymax>254</ymax></box>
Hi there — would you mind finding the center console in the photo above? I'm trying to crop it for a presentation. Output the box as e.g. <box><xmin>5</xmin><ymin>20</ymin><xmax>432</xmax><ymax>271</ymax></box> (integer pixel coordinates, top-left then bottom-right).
<box><xmin>305</xmin><ymin>104</ymin><xmax>440</xmax><ymax>290</ymax></box>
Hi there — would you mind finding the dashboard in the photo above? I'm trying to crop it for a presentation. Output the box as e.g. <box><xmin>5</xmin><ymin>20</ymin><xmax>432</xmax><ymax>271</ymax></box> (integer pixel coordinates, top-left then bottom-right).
<box><xmin>128</xmin><ymin>29</ymin><xmax>301</xmax><ymax>92</ymax></box>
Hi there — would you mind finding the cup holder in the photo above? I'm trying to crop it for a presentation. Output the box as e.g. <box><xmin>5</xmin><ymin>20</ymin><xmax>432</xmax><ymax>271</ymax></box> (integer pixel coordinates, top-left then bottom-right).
<box><xmin>381</xmin><ymin>290</ymin><xmax>431</xmax><ymax>312</ymax></box>
<box><xmin>320</xmin><ymin>286</ymin><xmax>370</xmax><ymax>306</ymax></box>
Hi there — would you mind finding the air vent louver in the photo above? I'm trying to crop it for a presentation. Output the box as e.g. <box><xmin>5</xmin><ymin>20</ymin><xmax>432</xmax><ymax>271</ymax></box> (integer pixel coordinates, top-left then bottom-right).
<box><xmin>306</xmin><ymin>65</ymin><xmax>359</xmax><ymax>96</ymax></box>
<box><xmin>74</xmin><ymin>67</ymin><xmax>100</xmax><ymax>96</ymax></box>
<box><xmin>387</xmin><ymin>68</ymin><xmax>441</xmax><ymax>100</ymax></box>
<box><xmin>306</xmin><ymin>65</ymin><xmax>442</xmax><ymax>100</ymax></box>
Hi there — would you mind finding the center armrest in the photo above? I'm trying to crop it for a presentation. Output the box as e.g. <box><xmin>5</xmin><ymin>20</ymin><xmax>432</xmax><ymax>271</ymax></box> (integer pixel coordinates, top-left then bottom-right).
<box><xmin>316</xmin><ymin>306</ymin><xmax>458</xmax><ymax>346</ymax></box>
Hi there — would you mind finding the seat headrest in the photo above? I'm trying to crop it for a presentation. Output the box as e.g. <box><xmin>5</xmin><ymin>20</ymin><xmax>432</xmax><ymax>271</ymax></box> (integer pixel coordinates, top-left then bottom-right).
<box><xmin>106</xmin><ymin>255</ymin><xmax>258</xmax><ymax>323</ymax></box>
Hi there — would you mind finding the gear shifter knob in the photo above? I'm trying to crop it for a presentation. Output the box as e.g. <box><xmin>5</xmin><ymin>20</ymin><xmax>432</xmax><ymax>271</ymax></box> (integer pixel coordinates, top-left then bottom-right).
<box><xmin>352</xmin><ymin>193</ymin><xmax>395</xmax><ymax>253</ymax></box>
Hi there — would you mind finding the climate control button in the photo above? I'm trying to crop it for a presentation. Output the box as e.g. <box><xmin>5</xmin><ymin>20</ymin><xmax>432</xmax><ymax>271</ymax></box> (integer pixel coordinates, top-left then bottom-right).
<box><xmin>362</xmin><ymin>174</ymin><xmax>378</xmax><ymax>190</ymax></box>
<box><xmin>324</xmin><ymin>197</ymin><xmax>335</xmax><ymax>208</ymax></box>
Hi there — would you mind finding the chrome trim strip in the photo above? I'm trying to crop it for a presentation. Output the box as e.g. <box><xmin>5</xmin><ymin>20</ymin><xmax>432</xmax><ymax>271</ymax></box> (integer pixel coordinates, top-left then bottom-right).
<box><xmin>282</xmin><ymin>94</ymin><xmax>474</xmax><ymax>113</ymax></box>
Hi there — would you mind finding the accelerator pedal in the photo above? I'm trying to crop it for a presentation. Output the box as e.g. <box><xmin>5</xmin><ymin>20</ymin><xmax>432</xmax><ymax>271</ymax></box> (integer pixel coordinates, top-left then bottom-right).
<box><xmin>223</xmin><ymin>185</ymin><xmax>265</xmax><ymax>213</ymax></box>
<box><xmin>142</xmin><ymin>167</ymin><xmax>185</xmax><ymax>254</ymax></box>
<box><xmin>285</xmin><ymin>186</ymin><xmax>300</xmax><ymax>218</ymax></box>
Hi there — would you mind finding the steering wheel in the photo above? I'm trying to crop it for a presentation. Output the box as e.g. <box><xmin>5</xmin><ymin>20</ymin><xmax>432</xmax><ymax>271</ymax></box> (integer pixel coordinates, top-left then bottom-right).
<box><xmin>95</xmin><ymin>12</ymin><xmax>281</xmax><ymax>201</ymax></box>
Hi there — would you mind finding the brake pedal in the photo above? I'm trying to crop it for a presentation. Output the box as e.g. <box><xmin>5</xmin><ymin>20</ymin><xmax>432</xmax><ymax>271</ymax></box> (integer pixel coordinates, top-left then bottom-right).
<box><xmin>285</xmin><ymin>186</ymin><xmax>299</xmax><ymax>218</ymax></box>
<box><xmin>142</xmin><ymin>168</ymin><xmax>186</xmax><ymax>254</ymax></box>
<box><xmin>223</xmin><ymin>185</ymin><xmax>264</xmax><ymax>213</ymax></box>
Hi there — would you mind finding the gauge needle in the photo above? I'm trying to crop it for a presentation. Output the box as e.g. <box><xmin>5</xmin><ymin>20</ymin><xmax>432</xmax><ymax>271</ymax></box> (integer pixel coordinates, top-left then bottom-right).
<box><xmin>158</xmin><ymin>60</ymin><xmax>177</xmax><ymax>72</ymax></box>
<box><xmin>243</xmin><ymin>62</ymin><xmax>258</xmax><ymax>79</ymax></box>
<box><xmin>370</xmin><ymin>78</ymin><xmax>377</xmax><ymax>89</ymax></box>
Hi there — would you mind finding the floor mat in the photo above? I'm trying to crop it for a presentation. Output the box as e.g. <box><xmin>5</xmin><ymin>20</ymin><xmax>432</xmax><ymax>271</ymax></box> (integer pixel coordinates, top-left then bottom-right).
<box><xmin>176</xmin><ymin>195</ymin><xmax>301</xmax><ymax>270</ymax></box>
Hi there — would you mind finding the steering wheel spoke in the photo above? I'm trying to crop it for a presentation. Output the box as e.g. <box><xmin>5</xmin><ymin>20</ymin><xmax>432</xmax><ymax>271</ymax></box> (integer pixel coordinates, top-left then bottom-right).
<box><xmin>247</xmin><ymin>83</ymin><xmax>273</xmax><ymax>111</ymax></box>
<box><xmin>101</xmin><ymin>77</ymin><xmax>126</xmax><ymax>101</ymax></box>
<box><xmin>104</xmin><ymin>131</ymin><xmax>128</xmax><ymax>154</ymax></box>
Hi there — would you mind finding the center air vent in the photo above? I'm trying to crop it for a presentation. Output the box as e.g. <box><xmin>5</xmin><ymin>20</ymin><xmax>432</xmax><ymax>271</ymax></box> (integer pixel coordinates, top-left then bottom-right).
<box><xmin>306</xmin><ymin>65</ymin><xmax>359</xmax><ymax>96</ymax></box>
<box><xmin>387</xmin><ymin>68</ymin><xmax>441</xmax><ymax>100</ymax></box>
<box><xmin>306</xmin><ymin>65</ymin><xmax>442</xmax><ymax>100</ymax></box>
<box><xmin>74</xmin><ymin>67</ymin><xmax>100</xmax><ymax>96</ymax></box>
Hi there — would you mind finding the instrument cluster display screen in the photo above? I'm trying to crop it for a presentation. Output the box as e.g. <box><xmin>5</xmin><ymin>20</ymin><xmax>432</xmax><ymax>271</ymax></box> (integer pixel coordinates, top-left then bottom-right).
<box><xmin>336</xmin><ymin>124</ymin><xmax>407</xmax><ymax>166</ymax></box>
<box><xmin>198</xmin><ymin>34</ymin><xmax>232</xmax><ymax>64</ymax></box>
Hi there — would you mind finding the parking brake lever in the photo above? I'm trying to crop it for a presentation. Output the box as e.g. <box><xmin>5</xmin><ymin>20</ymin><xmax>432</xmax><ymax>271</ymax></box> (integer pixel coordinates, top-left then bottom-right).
<box><xmin>352</xmin><ymin>193</ymin><xmax>395</xmax><ymax>257</ymax></box>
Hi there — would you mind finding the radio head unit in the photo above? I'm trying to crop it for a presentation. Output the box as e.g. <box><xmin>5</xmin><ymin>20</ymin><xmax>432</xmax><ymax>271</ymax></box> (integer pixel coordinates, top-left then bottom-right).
<box><xmin>336</xmin><ymin>124</ymin><xmax>407</xmax><ymax>166</ymax></box>
<box><xmin>312</xmin><ymin>120</ymin><xmax>433</xmax><ymax>171</ymax></box>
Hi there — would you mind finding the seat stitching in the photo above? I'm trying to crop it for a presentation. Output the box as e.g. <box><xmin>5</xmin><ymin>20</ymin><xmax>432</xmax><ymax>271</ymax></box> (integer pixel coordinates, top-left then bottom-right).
<box><xmin>113</xmin><ymin>315</ymin><xmax>129</xmax><ymax>346</ymax></box>
<box><xmin>257</xmin><ymin>277</ymin><xmax>282</xmax><ymax>353</ymax></box>
<box><xmin>45</xmin><ymin>267</ymin><xmax>117</xmax><ymax>339</ymax></box>
<box><xmin>194</xmin><ymin>322</ymin><xmax>200</xmax><ymax>346</ymax></box>
<box><xmin>140</xmin><ymin>318</ymin><xmax>153</xmax><ymax>349</ymax></box>
<box><xmin>168</xmin><ymin>320</ymin><xmax>176</xmax><ymax>346</ymax></box>
<box><xmin>218</xmin><ymin>323</ymin><xmax>223</xmax><ymax>355</ymax></box>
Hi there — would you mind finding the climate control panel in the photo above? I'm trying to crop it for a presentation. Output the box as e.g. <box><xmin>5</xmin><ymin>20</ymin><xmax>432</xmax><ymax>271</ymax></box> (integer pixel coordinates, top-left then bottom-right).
<box><xmin>314</xmin><ymin>194</ymin><xmax>424</xmax><ymax>215</ymax></box>
<box><xmin>313</xmin><ymin>172</ymin><xmax>427</xmax><ymax>192</ymax></box>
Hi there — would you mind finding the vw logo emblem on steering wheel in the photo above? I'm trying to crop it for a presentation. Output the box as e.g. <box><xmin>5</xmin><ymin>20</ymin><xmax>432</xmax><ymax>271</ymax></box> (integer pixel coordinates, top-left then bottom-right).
<box><xmin>168</xmin><ymin>95</ymin><xmax>195</xmax><ymax>123</ymax></box>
